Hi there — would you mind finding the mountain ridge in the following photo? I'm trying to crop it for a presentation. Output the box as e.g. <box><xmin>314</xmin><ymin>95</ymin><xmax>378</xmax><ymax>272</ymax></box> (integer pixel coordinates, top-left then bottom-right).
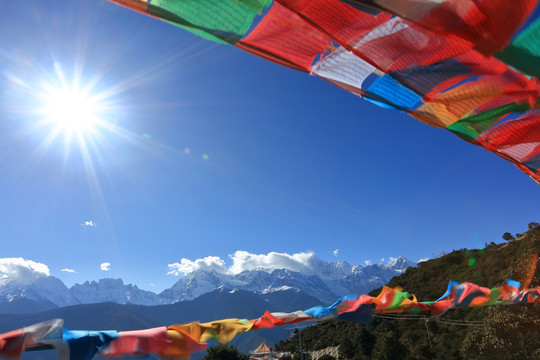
<box><xmin>0</xmin><ymin>256</ymin><xmax>416</xmax><ymax>313</ymax></box>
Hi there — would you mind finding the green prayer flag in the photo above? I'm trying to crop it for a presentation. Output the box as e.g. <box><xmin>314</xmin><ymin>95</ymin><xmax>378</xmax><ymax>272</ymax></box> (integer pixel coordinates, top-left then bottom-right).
<box><xmin>148</xmin><ymin>0</ymin><xmax>271</xmax><ymax>44</ymax></box>
<box><xmin>496</xmin><ymin>18</ymin><xmax>540</xmax><ymax>77</ymax></box>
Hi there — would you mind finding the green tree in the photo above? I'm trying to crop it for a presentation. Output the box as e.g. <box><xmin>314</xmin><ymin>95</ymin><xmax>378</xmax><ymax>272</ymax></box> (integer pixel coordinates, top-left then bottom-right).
<box><xmin>371</xmin><ymin>331</ymin><xmax>408</xmax><ymax>360</ymax></box>
<box><xmin>461</xmin><ymin>304</ymin><xmax>540</xmax><ymax>359</ymax></box>
<box><xmin>502</xmin><ymin>232</ymin><xmax>515</xmax><ymax>242</ymax></box>
<box><xmin>356</xmin><ymin>326</ymin><xmax>376</xmax><ymax>357</ymax></box>
<box><xmin>350</xmin><ymin>356</ymin><xmax>369</xmax><ymax>360</ymax></box>
<box><xmin>528</xmin><ymin>221</ymin><xmax>539</xmax><ymax>229</ymax></box>
<box><xmin>339</xmin><ymin>337</ymin><xmax>356</xmax><ymax>359</ymax></box>
<box><xmin>202</xmin><ymin>345</ymin><xmax>249</xmax><ymax>360</ymax></box>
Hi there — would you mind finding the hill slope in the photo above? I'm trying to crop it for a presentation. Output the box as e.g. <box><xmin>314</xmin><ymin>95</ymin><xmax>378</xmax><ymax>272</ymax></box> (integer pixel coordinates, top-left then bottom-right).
<box><xmin>275</xmin><ymin>226</ymin><xmax>540</xmax><ymax>360</ymax></box>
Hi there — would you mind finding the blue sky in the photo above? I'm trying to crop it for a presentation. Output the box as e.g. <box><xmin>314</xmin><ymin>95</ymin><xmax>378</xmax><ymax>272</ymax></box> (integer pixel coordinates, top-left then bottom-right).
<box><xmin>1</xmin><ymin>0</ymin><xmax>539</xmax><ymax>292</ymax></box>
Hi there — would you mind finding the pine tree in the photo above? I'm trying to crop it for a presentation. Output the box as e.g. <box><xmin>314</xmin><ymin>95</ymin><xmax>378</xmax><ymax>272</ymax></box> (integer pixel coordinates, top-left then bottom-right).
<box><xmin>356</xmin><ymin>326</ymin><xmax>376</xmax><ymax>357</ymax></box>
<box><xmin>202</xmin><ymin>345</ymin><xmax>249</xmax><ymax>360</ymax></box>
<box><xmin>461</xmin><ymin>304</ymin><xmax>540</xmax><ymax>359</ymax></box>
<box><xmin>370</xmin><ymin>331</ymin><xmax>408</xmax><ymax>360</ymax></box>
<box><xmin>339</xmin><ymin>337</ymin><xmax>356</xmax><ymax>359</ymax></box>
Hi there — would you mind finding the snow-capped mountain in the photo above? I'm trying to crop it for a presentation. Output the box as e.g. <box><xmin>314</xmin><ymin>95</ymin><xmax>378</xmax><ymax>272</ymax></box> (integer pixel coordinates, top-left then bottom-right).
<box><xmin>70</xmin><ymin>279</ymin><xmax>161</xmax><ymax>306</ymax></box>
<box><xmin>0</xmin><ymin>256</ymin><xmax>416</xmax><ymax>313</ymax></box>
<box><xmin>161</xmin><ymin>256</ymin><xmax>416</xmax><ymax>304</ymax></box>
<box><xmin>159</xmin><ymin>268</ymin><xmax>338</xmax><ymax>304</ymax></box>
<box><xmin>0</xmin><ymin>275</ymin><xmax>77</xmax><ymax>308</ymax></box>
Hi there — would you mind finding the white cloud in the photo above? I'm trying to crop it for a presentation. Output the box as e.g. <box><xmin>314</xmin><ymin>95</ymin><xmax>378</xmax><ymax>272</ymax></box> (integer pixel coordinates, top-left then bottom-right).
<box><xmin>333</xmin><ymin>249</ymin><xmax>339</xmax><ymax>257</ymax></box>
<box><xmin>418</xmin><ymin>257</ymin><xmax>430</xmax><ymax>263</ymax></box>
<box><xmin>61</xmin><ymin>268</ymin><xmax>77</xmax><ymax>273</ymax></box>
<box><xmin>380</xmin><ymin>258</ymin><xmax>385</xmax><ymax>262</ymax></box>
<box><xmin>100</xmin><ymin>262</ymin><xmax>111</xmax><ymax>271</ymax></box>
<box><xmin>364</xmin><ymin>259</ymin><xmax>373</xmax><ymax>266</ymax></box>
<box><xmin>167</xmin><ymin>251</ymin><xmax>317</xmax><ymax>276</ymax></box>
<box><xmin>228</xmin><ymin>251</ymin><xmax>315</xmax><ymax>275</ymax></box>
<box><xmin>82</xmin><ymin>221</ymin><xmax>97</xmax><ymax>228</ymax></box>
<box><xmin>168</xmin><ymin>256</ymin><xmax>227</xmax><ymax>276</ymax></box>
<box><xmin>0</xmin><ymin>258</ymin><xmax>50</xmax><ymax>286</ymax></box>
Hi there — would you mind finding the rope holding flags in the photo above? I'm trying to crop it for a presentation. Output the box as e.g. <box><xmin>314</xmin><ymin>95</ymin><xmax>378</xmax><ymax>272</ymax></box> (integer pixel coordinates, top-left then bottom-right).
<box><xmin>0</xmin><ymin>280</ymin><xmax>538</xmax><ymax>359</ymax></box>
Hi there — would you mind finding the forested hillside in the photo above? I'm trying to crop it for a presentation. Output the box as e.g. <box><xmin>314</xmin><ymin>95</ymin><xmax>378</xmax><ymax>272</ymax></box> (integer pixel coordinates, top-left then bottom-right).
<box><xmin>274</xmin><ymin>224</ymin><xmax>540</xmax><ymax>360</ymax></box>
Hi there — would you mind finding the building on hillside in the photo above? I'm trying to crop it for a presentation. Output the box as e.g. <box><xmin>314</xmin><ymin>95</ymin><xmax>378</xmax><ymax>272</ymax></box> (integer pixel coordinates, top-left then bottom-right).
<box><xmin>249</xmin><ymin>342</ymin><xmax>292</xmax><ymax>360</ymax></box>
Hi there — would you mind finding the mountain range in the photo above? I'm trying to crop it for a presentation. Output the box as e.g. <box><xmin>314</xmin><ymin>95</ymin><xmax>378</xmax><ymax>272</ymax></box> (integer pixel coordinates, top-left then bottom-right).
<box><xmin>0</xmin><ymin>256</ymin><xmax>416</xmax><ymax>314</ymax></box>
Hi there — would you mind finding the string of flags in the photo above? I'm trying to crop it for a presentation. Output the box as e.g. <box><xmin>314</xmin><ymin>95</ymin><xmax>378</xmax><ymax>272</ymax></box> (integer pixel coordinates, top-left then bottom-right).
<box><xmin>1</xmin><ymin>280</ymin><xmax>538</xmax><ymax>359</ymax></box>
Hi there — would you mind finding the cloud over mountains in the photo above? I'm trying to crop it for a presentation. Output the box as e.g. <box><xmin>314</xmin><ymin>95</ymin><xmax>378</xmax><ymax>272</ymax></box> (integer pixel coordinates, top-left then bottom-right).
<box><xmin>168</xmin><ymin>251</ymin><xmax>319</xmax><ymax>276</ymax></box>
<box><xmin>167</xmin><ymin>256</ymin><xmax>227</xmax><ymax>276</ymax></box>
<box><xmin>0</xmin><ymin>258</ymin><xmax>50</xmax><ymax>286</ymax></box>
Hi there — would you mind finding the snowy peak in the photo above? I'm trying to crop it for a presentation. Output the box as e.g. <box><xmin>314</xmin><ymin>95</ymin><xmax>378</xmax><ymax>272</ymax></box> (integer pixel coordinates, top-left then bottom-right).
<box><xmin>159</xmin><ymin>270</ymin><xmax>229</xmax><ymax>303</ymax></box>
<box><xmin>25</xmin><ymin>276</ymin><xmax>77</xmax><ymax>307</ymax></box>
<box><xmin>164</xmin><ymin>256</ymin><xmax>416</xmax><ymax>304</ymax></box>
<box><xmin>70</xmin><ymin>278</ymin><xmax>160</xmax><ymax>306</ymax></box>
<box><xmin>384</xmin><ymin>256</ymin><xmax>416</xmax><ymax>272</ymax></box>
<box><xmin>0</xmin><ymin>275</ymin><xmax>76</xmax><ymax>308</ymax></box>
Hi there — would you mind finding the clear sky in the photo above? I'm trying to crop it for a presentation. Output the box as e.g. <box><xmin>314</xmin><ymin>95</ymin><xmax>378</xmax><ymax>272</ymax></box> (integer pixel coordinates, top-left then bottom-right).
<box><xmin>1</xmin><ymin>0</ymin><xmax>539</xmax><ymax>292</ymax></box>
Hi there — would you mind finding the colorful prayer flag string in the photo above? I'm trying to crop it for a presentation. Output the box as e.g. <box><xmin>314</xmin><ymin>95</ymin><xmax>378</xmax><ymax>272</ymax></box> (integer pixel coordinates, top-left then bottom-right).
<box><xmin>1</xmin><ymin>280</ymin><xmax>538</xmax><ymax>359</ymax></box>
<box><xmin>107</xmin><ymin>0</ymin><xmax>540</xmax><ymax>182</ymax></box>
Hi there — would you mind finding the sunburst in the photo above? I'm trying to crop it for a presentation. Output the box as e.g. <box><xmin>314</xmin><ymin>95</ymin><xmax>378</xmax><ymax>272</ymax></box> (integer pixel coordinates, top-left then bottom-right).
<box><xmin>42</xmin><ymin>87</ymin><xmax>100</xmax><ymax>135</ymax></box>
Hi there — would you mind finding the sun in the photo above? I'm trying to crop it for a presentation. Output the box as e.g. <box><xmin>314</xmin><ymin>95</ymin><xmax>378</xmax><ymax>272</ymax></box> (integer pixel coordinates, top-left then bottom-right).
<box><xmin>10</xmin><ymin>62</ymin><xmax>135</xmax><ymax>163</ymax></box>
<box><xmin>43</xmin><ymin>87</ymin><xmax>100</xmax><ymax>135</ymax></box>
